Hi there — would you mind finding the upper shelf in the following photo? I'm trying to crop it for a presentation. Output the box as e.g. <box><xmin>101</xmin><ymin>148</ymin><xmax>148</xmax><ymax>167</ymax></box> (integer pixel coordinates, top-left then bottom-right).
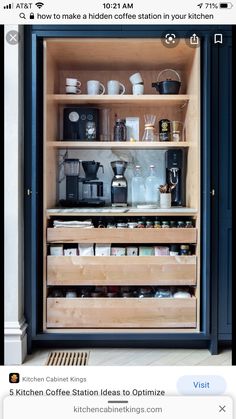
<box><xmin>47</xmin><ymin>94</ymin><xmax>190</xmax><ymax>106</ymax></box>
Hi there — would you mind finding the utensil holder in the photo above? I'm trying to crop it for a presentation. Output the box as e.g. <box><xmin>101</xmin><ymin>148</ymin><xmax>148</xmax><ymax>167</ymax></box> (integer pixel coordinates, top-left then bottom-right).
<box><xmin>160</xmin><ymin>193</ymin><xmax>172</xmax><ymax>209</ymax></box>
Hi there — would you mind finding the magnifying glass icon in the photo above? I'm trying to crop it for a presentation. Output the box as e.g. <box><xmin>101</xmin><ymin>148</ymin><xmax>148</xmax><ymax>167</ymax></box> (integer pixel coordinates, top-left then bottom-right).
<box><xmin>19</xmin><ymin>12</ymin><xmax>26</xmax><ymax>19</ymax></box>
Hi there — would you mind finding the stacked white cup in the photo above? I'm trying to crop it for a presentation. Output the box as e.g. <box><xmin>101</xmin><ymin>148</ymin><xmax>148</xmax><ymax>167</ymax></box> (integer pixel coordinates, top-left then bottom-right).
<box><xmin>129</xmin><ymin>72</ymin><xmax>144</xmax><ymax>95</ymax></box>
<box><xmin>65</xmin><ymin>78</ymin><xmax>81</xmax><ymax>94</ymax></box>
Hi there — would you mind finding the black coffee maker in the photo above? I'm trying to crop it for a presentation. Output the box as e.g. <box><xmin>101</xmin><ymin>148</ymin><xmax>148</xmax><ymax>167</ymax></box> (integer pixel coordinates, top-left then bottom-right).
<box><xmin>165</xmin><ymin>149</ymin><xmax>186</xmax><ymax>206</ymax></box>
<box><xmin>80</xmin><ymin>161</ymin><xmax>105</xmax><ymax>206</ymax></box>
<box><xmin>111</xmin><ymin>161</ymin><xmax>128</xmax><ymax>207</ymax></box>
<box><xmin>60</xmin><ymin>159</ymin><xmax>105</xmax><ymax>207</ymax></box>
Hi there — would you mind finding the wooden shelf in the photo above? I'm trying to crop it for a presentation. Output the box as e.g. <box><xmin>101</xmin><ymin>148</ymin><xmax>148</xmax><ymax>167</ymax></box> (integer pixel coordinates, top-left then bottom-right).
<box><xmin>46</xmin><ymin>208</ymin><xmax>198</xmax><ymax>217</ymax></box>
<box><xmin>47</xmin><ymin>227</ymin><xmax>197</xmax><ymax>244</ymax></box>
<box><xmin>47</xmin><ymin>141</ymin><xmax>190</xmax><ymax>149</ymax></box>
<box><xmin>47</xmin><ymin>255</ymin><xmax>197</xmax><ymax>286</ymax></box>
<box><xmin>47</xmin><ymin>94</ymin><xmax>190</xmax><ymax>106</ymax></box>
<box><xmin>47</xmin><ymin>297</ymin><xmax>197</xmax><ymax>328</ymax></box>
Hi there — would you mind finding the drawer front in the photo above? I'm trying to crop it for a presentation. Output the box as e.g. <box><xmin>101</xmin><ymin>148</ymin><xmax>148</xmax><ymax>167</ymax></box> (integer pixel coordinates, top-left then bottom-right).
<box><xmin>47</xmin><ymin>256</ymin><xmax>197</xmax><ymax>286</ymax></box>
<box><xmin>47</xmin><ymin>228</ymin><xmax>197</xmax><ymax>243</ymax></box>
<box><xmin>47</xmin><ymin>297</ymin><xmax>197</xmax><ymax>328</ymax></box>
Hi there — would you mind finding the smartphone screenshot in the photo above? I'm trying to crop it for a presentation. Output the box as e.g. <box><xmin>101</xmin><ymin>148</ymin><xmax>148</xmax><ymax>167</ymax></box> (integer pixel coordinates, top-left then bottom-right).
<box><xmin>1</xmin><ymin>1</ymin><xmax>233</xmax><ymax>418</ymax></box>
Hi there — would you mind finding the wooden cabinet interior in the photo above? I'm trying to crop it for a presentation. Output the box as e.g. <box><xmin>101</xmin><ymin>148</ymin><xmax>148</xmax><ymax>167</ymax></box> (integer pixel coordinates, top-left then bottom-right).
<box><xmin>43</xmin><ymin>38</ymin><xmax>201</xmax><ymax>333</ymax></box>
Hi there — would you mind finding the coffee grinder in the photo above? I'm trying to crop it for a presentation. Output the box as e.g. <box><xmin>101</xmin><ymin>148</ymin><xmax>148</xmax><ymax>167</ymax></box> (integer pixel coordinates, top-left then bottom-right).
<box><xmin>165</xmin><ymin>149</ymin><xmax>186</xmax><ymax>206</ymax></box>
<box><xmin>111</xmin><ymin>161</ymin><xmax>128</xmax><ymax>207</ymax></box>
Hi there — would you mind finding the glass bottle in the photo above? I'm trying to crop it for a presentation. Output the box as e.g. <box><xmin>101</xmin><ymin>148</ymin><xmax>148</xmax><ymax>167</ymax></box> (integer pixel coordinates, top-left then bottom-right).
<box><xmin>114</xmin><ymin>119</ymin><xmax>127</xmax><ymax>141</ymax></box>
<box><xmin>145</xmin><ymin>165</ymin><xmax>159</xmax><ymax>205</ymax></box>
<box><xmin>131</xmin><ymin>165</ymin><xmax>145</xmax><ymax>206</ymax></box>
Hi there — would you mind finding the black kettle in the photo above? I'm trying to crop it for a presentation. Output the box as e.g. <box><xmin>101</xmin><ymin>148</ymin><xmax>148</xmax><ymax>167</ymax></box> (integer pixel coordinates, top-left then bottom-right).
<box><xmin>152</xmin><ymin>69</ymin><xmax>181</xmax><ymax>94</ymax></box>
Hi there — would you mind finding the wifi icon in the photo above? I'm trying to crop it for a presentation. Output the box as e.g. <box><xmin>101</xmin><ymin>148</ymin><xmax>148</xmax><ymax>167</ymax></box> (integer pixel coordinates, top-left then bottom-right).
<box><xmin>35</xmin><ymin>2</ymin><xmax>44</xmax><ymax>8</ymax></box>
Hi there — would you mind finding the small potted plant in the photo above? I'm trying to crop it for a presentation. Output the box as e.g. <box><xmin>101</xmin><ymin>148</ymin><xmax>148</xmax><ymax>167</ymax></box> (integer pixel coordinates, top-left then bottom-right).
<box><xmin>159</xmin><ymin>183</ymin><xmax>176</xmax><ymax>208</ymax></box>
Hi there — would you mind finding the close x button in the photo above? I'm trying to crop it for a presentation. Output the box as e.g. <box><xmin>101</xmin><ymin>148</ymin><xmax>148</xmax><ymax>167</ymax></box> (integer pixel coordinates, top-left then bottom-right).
<box><xmin>219</xmin><ymin>405</ymin><xmax>226</xmax><ymax>413</ymax></box>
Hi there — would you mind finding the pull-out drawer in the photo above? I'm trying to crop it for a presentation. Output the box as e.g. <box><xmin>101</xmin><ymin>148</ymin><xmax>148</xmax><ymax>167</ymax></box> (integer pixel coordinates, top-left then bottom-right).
<box><xmin>47</xmin><ymin>256</ymin><xmax>197</xmax><ymax>286</ymax></box>
<box><xmin>47</xmin><ymin>297</ymin><xmax>197</xmax><ymax>328</ymax></box>
<box><xmin>47</xmin><ymin>228</ymin><xmax>197</xmax><ymax>244</ymax></box>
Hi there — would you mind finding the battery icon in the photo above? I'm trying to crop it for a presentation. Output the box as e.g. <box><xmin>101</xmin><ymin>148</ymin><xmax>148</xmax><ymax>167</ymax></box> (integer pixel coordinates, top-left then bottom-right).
<box><xmin>219</xmin><ymin>2</ymin><xmax>233</xmax><ymax>8</ymax></box>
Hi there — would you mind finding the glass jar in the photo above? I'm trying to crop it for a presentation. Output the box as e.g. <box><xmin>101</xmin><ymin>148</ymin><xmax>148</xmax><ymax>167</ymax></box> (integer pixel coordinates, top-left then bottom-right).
<box><xmin>185</xmin><ymin>221</ymin><xmax>193</xmax><ymax>228</ymax></box>
<box><xmin>138</xmin><ymin>287</ymin><xmax>153</xmax><ymax>298</ymax></box>
<box><xmin>107</xmin><ymin>223</ymin><xmax>116</xmax><ymax>229</ymax></box>
<box><xmin>127</xmin><ymin>222</ymin><xmax>138</xmax><ymax>228</ymax></box>
<box><xmin>122</xmin><ymin>292</ymin><xmax>133</xmax><ymax>298</ymax></box>
<box><xmin>177</xmin><ymin>221</ymin><xmax>185</xmax><ymax>228</ymax></box>
<box><xmin>154</xmin><ymin>221</ymin><xmax>161</xmax><ymax>228</ymax></box>
<box><xmin>180</xmin><ymin>245</ymin><xmax>190</xmax><ymax>255</ymax></box>
<box><xmin>107</xmin><ymin>292</ymin><xmax>118</xmax><ymax>298</ymax></box>
<box><xmin>169</xmin><ymin>245</ymin><xmax>179</xmax><ymax>256</ymax></box>
<box><xmin>155</xmin><ymin>288</ymin><xmax>172</xmax><ymax>298</ymax></box>
<box><xmin>170</xmin><ymin>220</ymin><xmax>177</xmax><ymax>228</ymax></box>
<box><xmin>80</xmin><ymin>287</ymin><xmax>91</xmax><ymax>298</ymax></box>
<box><xmin>98</xmin><ymin>220</ymin><xmax>105</xmax><ymax>228</ymax></box>
<box><xmin>146</xmin><ymin>220</ymin><xmax>154</xmax><ymax>228</ymax></box>
<box><xmin>137</xmin><ymin>221</ymin><xmax>145</xmax><ymax>228</ymax></box>
<box><xmin>51</xmin><ymin>289</ymin><xmax>64</xmax><ymax>298</ymax></box>
<box><xmin>114</xmin><ymin>119</ymin><xmax>127</xmax><ymax>142</ymax></box>
<box><xmin>116</xmin><ymin>222</ymin><xmax>128</xmax><ymax>228</ymax></box>
<box><xmin>162</xmin><ymin>221</ymin><xmax>170</xmax><ymax>228</ymax></box>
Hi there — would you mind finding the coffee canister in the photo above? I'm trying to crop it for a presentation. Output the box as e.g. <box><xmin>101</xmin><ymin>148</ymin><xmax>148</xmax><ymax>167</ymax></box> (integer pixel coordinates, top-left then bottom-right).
<box><xmin>159</xmin><ymin>119</ymin><xmax>171</xmax><ymax>141</ymax></box>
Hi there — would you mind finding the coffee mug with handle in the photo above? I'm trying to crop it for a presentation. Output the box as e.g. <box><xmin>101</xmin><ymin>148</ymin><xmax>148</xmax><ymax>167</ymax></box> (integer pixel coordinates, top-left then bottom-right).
<box><xmin>87</xmin><ymin>80</ymin><xmax>105</xmax><ymax>95</ymax></box>
<box><xmin>107</xmin><ymin>80</ymin><xmax>125</xmax><ymax>95</ymax></box>
<box><xmin>132</xmin><ymin>84</ymin><xmax>144</xmax><ymax>95</ymax></box>
<box><xmin>66</xmin><ymin>86</ymin><xmax>81</xmax><ymax>94</ymax></box>
<box><xmin>129</xmin><ymin>72</ymin><xmax>143</xmax><ymax>85</ymax></box>
<box><xmin>66</xmin><ymin>78</ymin><xmax>81</xmax><ymax>87</ymax></box>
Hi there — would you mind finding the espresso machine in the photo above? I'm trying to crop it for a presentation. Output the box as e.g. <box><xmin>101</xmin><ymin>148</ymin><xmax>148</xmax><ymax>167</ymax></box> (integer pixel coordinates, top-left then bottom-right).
<box><xmin>165</xmin><ymin>149</ymin><xmax>186</xmax><ymax>206</ymax></box>
<box><xmin>60</xmin><ymin>159</ymin><xmax>105</xmax><ymax>207</ymax></box>
<box><xmin>111</xmin><ymin>161</ymin><xmax>128</xmax><ymax>207</ymax></box>
<box><xmin>63</xmin><ymin>107</ymin><xmax>100</xmax><ymax>141</ymax></box>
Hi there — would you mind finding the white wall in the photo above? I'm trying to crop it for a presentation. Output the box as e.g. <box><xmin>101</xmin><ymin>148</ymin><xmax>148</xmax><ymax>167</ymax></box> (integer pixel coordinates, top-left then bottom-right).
<box><xmin>4</xmin><ymin>25</ymin><xmax>27</xmax><ymax>365</ymax></box>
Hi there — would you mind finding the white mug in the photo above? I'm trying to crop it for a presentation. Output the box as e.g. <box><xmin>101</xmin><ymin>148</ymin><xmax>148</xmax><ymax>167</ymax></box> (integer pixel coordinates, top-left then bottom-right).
<box><xmin>129</xmin><ymin>72</ymin><xmax>143</xmax><ymax>85</ymax></box>
<box><xmin>87</xmin><ymin>80</ymin><xmax>105</xmax><ymax>95</ymax></box>
<box><xmin>132</xmin><ymin>84</ymin><xmax>144</xmax><ymax>95</ymax></box>
<box><xmin>107</xmin><ymin>80</ymin><xmax>125</xmax><ymax>95</ymax></box>
<box><xmin>66</xmin><ymin>78</ymin><xmax>81</xmax><ymax>87</ymax></box>
<box><xmin>66</xmin><ymin>86</ymin><xmax>81</xmax><ymax>94</ymax></box>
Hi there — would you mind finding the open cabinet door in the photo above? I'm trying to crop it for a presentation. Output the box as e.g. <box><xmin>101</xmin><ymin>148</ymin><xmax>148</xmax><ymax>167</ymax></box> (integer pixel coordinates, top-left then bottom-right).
<box><xmin>218</xmin><ymin>36</ymin><xmax>232</xmax><ymax>341</ymax></box>
<box><xmin>24</xmin><ymin>29</ymin><xmax>44</xmax><ymax>350</ymax></box>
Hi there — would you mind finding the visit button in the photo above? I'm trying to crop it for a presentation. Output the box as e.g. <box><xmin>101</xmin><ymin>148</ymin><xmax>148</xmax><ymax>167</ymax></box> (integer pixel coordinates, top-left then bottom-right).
<box><xmin>177</xmin><ymin>376</ymin><xmax>226</xmax><ymax>395</ymax></box>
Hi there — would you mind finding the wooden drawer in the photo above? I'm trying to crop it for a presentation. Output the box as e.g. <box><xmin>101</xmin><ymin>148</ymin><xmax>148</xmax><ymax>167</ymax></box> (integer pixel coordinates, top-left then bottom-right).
<box><xmin>47</xmin><ymin>297</ymin><xmax>197</xmax><ymax>328</ymax></box>
<box><xmin>47</xmin><ymin>255</ymin><xmax>197</xmax><ymax>286</ymax></box>
<box><xmin>47</xmin><ymin>228</ymin><xmax>197</xmax><ymax>244</ymax></box>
